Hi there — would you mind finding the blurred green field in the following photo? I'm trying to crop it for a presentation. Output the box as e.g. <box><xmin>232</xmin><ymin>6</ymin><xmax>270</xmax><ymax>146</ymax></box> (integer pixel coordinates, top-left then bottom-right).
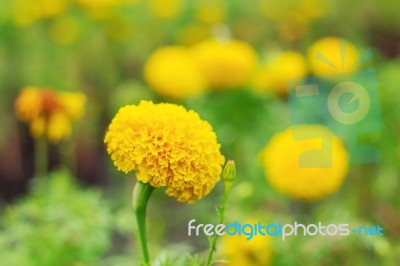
<box><xmin>1</xmin><ymin>0</ymin><xmax>400</xmax><ymax>265</ymax></box>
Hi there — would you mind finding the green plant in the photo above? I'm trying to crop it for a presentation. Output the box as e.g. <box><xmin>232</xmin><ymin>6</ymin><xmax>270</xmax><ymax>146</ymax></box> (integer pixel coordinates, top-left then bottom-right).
<box><xmin>0</xmin><ymin>170</ymin><xmax>113</xmax><ymax>266</ymax></box>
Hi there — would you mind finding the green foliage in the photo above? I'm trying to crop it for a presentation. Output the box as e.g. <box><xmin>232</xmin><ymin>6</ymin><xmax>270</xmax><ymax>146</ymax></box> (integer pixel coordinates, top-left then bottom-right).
<box><xmin>0</xmin><ymin>171</ymin><xmax>113</xmax><ymax>266</ymax></box>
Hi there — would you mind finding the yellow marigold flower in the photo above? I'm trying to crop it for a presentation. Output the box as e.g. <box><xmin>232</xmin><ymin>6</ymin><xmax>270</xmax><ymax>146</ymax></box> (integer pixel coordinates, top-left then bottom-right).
<box><xmin>308</xmin><ymin>37</ymin><xmax>359</xmax><ymax>76</ymax></box>
<box><xmin>14</xmin><ymin>87</ymin><xmax>42</xmax><ymax>122</ymax></box>
<box><xmin>222</xmin><ymin>220</ymin><xmax>273</xmax><ymax>266</ymax></box>
<box><xmin>104</xmin><ymin>100</ymin><xmax>225</xmax><ymax>203</ymax></box>
<box><xmin>192</xmin><ymin>39</ymin><xmax>258</xmax><ymax>90</ymax></box>
<box><xmin>260</xmin><ymin>125</ymin><xmax>349</xmax><ymax>201</ymax></box>
<box><xmin>58</xmin><ymin>92</ymin><xmax>86</xmax><ymax>119</ymax></box>
<box><xmin>15</xmin><ymin>87</ymin><xmax>86</xmax><ymax>143</ymax></box>
<box><xmin>46</xmin><ymin>111</ymin><xmax>72</xmax><ymax>142</ymax></box>
<box><xmin>144</xmin><ymin>46</ymin><xmax>206</xmax><ymax>100</ymax></box>
<box><xmin>253</xmin><ymin>51</ymin><xmax>307</xmax><ymax>95</ymax></box>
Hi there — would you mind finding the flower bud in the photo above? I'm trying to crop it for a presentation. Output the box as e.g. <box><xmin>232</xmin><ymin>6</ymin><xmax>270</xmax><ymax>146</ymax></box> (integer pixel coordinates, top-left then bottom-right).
<box><xmin>222</xmin><ymin>160</ymin><xmax>236</xmax><ymax>196</ymax></box>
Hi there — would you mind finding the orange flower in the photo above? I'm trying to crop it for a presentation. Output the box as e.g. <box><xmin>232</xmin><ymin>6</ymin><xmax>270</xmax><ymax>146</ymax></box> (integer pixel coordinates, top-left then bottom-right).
<box><xmin>15</xmin><ymin>87</ymin><xmax>86</xmax><ymax>143</ymax></box>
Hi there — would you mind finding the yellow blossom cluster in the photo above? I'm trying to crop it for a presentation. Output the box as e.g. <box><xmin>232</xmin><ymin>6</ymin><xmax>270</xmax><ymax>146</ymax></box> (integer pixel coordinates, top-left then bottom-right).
<box><xmin>192</xmin><ymin>39</ymin><xmax>258</xmax><ymax>90</ymax></box>
<box><xmin>14</xmin><ymin>87</ymin><xmax>86</xmax><ymax>143</ymax></box>
<box><xmin>308</xmin><ymin>36</ymin><xmax>359</xmax><ymax>76</ymax></box>
<box><xmin>144</xmin><ymin>39</ymin><xmax>258</xmax><ymax>99</ymax></box>
<box><xmin>260</xmin><ymin>125</ymin><xmax>349</xmax><ymax>201</ymax></box>
<box><xmin>104</xmin><ymin>100</ymin><xmax>225</xmax><ymax>203</ymax></box>
<box><xmin>252</xmin><ymin>37</ymin><xmax>360</xmax><ymax>95</ymax></box>
<box><xmin>253</xmin><ymin>51</ymin><xmax>307</xmax><ymax>95</ymax></box>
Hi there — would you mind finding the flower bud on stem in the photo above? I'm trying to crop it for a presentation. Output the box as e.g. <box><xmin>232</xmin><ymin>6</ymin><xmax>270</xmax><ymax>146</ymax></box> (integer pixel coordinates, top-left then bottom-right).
<box><xmin>206</xmin><ymin>160</ymin><xmax>236</xmax><ymax>266</ymax></box>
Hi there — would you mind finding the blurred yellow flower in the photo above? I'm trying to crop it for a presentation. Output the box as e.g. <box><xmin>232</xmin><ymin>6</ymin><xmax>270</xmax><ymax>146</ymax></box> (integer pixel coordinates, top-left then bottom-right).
<box><xmin>104</xmin><ymin>100</ymin><xmax>225</xmax><ymax>203</ymax></box>
<box><xmin>13</xmin><ymin>0</ymin><xmax>68</xmax><ymax>26</ymax></box>
<box><xmin>253</xmin><ymin>51</ymin><xmax>307</xmax><ymax>95</ymax></box>
<box><xmin>308</xmin><ymin>37</ymin><xmax>359</xmax><ymax>76</ymax></box>
<box><xmin>192</xmin><ymin>39</ymin><xmax>258</xmax><ymax>90</ymax></box>
<box><xmin>15</xmin><ymin>87</ymin><xmax>86</xmax><ymax>143</ymax></box>
<box><xmin>149</xmin><ymin>0</ymin><xmax>184</xmax><ymax>20</ymax></box>
<box><xmin>144</xmin><ymin>46</ymin><xmax>206</xmax><ymax>100</ymax></box>
<box><xmin>195</xmin><ymin>0</ymin><xmax>226</xmax><ymax>25</ymax></box>
<box><xmin>222</xmin><ymin>220</ymin><xmax>273</xmax><ymax>266</ymax></box>
<box><xmin>260</xmin><ymin>125</ymin><xmax>349</xmax><ymax>201</ymax></box>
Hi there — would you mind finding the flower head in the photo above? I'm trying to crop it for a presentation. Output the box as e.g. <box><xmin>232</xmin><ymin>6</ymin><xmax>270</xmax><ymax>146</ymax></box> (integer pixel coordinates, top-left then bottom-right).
<box><xmin>144</xmin><ymin>46</ymin><xmax>206</xmax><ymax>100</ymax></box>
<box><xmin>308</xmin><ymin>37</ymin><xmax>359</xmax><ymax>76</ymax></box>
<box><xmin>104</xmin><ymin>100</ymin><xmax>225</xmax><ymax>203</ymax></box>
<box><xmin>192</xmin><ymin>39</ymin><xmax>258</xmax><ymax>90</ymax></box>
<box><xmin>14</xmin><ymin>87</ymin><xmax>86</xmax><ymax>143</ymax></box>
<box><xmin>222</xmin><ymin>220</ymin><xmax>273</xmax><ymax>266</ymax></box>
<box><xmin>260</xmin><ymin>125</ymin><xmax>349</xmax><ymax>201</ymax></box>
<box><xmin>253</xmin><ymin>51</ymin><xmax>307</xmax><ymax>95</ymax></box>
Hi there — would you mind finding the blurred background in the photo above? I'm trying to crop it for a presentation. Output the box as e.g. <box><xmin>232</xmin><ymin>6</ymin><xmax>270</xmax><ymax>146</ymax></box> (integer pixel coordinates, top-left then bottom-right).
<box><xmin>1</xmin><ymin>0</ymin><xmax>400</xmax><ymax>265</ymax></box>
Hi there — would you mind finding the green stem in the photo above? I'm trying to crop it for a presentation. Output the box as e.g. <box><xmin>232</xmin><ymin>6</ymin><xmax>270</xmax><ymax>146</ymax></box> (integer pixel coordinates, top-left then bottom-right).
<box><xmin>34</xmin><ymin>137</ymin><xmax>48</xmax><ymax>177</ymax></box>
<box><xmin>205</xmin><ymin>192</ymin><xmax>230</xmax><ymax>266</ymax></box>
<box><xmin>132</xmin><ymin>181</ymin><xmax>154</xmax><ymax>265</ymax></box>
<box><xmin>205</xmin><ymin>160</ymin><xmax>236</xmax><ymax>266</ymax></box>
<box><xmin>59</xmin><ymin>140</ymin><xmax>77</xmax><ymax>175</ymax></box>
